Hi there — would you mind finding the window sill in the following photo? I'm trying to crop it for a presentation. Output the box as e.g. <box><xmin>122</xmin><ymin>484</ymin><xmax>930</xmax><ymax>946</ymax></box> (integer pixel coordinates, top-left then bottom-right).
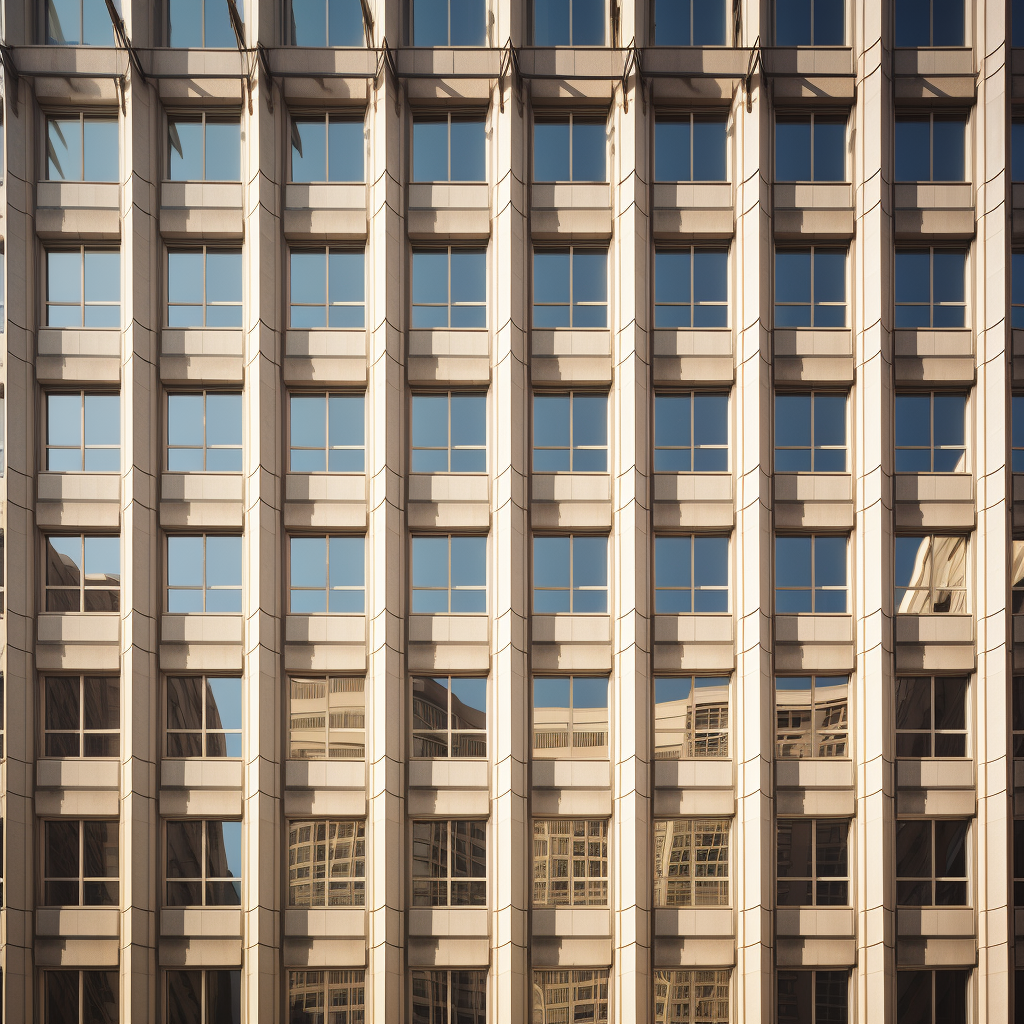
<box><xmin>533</xmin><ymin>906</ymin><xmax>612</xmax><ymax>938</ymax></box>
<box><xmin>408</xmin><ymin>613</ymin><xmax>488</xmax><ymax>645</ymax></box>
<box><xmin>37</xmin><ymin>907</ymin><xmax>120</xmax><ymax>938</ymax></box>
<box><xmin>283</xmin><ymin>183</ymin><xmax>368</xmax><ymax>240</ymax></box>
<box><xmin>409</xmin><ymin>907</ymin><xmax>489</xmax><ymax>938</ymax></box>
<box><xmin>160</xmin><ymin>907</ymin><xmax>243</xmax><ymax>938</ymax></box>
<box><xmin>896</xmin><ymin>907</ymin><xmax>975</xmax><ymax>940</ymax></box>
<box><xmin>284</xmin><ymin>614</ymin><xmax>366</xmax><ymax>645</ymax></box>
<box><xmin>777</xmin><ymin>906</ymin><xmax>855</xmax><ymax>939</ymax></box>
<box><xmin>283</xmin><ymin>907</ymin><xmax>366</xmax><ymax>939</ymax></box>
<box><xmin>652</xmin><ymin>907</ymin><xmax>733</xmax><ymax>938</ymax></box>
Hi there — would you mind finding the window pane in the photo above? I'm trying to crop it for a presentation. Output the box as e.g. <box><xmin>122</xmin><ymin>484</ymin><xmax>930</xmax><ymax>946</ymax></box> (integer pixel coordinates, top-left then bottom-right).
<box><xmin>205</xmin><ymin>121</ymin><xmax>241</xmax><ymax>181</ymax></box>
<box><xmin>207</xmin><ymin>251</ymin><xmax>243</xmax><ymax>304</ymax></box>
<box><xmin>776</xmin><ymin>119</ymin><xmax>811</xmax><ymax>181</ymax></box>
<box><xmin>534</xmin><ymin>121</ymin><xmax>571</xmax><ymax>182</ymax></box>
<box><xmin>414</xmin><ymin>0</ymin><xmax>449</xmax><ymax>45</ymax></box>
<box><xmin>776</xmin><ymin>0</ymin><xmax>811</xmax><ymax>44</ymax></box>
<box><xmin>169</xmin><ymin>119</ymin><xmax>203</xmax><ymax>180</ymax></box>
<box><xmin>571</xmin><ymin>120</ymin><xmax>606</xmax><ymax>182</ymax></box>
<box><xmin>291</xmin><ymin>119</ymin><xmax>326</xmax><ymax>182</ymax></box>
<box><xmin>812</xmin><ymin>120</ymin><xmax>845</xmax><ymax>182</ymax></box>
<box><xmin>655</xmin><ymin>121</ymin><xmax>690</xmax><ymax>181</ymax></box>
<box><xmin>413</xmin><ymin>119</ymin><xmax>449</xmax><ymax>182</ymax></box>
<box><xmin>48</xmin><ymin>117</ymin><xmax>82</xmax><ymax>180</ymax></box>
<box><xmin>534</xmin><ymin>0</ymin><xmax>571</xmax><ymax>43</ymax></box>
<box><xmin>450</xmin><ymin>119</ymin><xmax>486</xmax><ymax>181</ymax></box>
<box><xmin>932</xmin><ymin>119</ymin><xmax>965</xmax><ymax>182</ymax></box>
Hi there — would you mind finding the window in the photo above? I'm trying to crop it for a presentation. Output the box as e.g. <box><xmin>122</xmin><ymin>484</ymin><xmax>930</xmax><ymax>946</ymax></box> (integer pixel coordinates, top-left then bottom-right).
<box><xmin>533</xmin><ymin>392</ymin><xmax>607</xmax><ymax>472</ymax></box>
<box><xmin>654</xmin><ymin>970</ymin><xmax>730</xmax><ymax>1024</ymax></box>
<box><xmin>412</xmin><ymin>114</ymin><xmax>486</xmax><ymax>182</ymax></box>
<box><xmin>1016</xmin><ymin>540</ymin><xmax>1024</xmax><ymax>613</ymax></box>
<box><xmin>290</xmin><ymin>393</ymin><xmax>364</xmax><ymax>472</ymax></box>
<box><xmin>895</xmin><ymin>676</ymin><xmax>967</xmax><ymax>757</ymax></box>
<box><xmin>45</xmin><ymin>392</ymin><xmax>120</xmax><ymax>471</ymax></box>
<box><xmin>412</xmin><ymin>248</ymin><xmax>486</xmax><ymax>328</ymax></box>
<box><xmin>43</xmin><ymin>819</ymin><xmax>118</xmax><ymax>905</ymax></box>
<box><xmin>291</xmin><ymin>113</ymin><xmax>364</xmax><ymax>183</ymax></box>
<box><xmin>775</xmin><ymin>0</ymin><xmax>844</xmax><ymax>44</ymax></box>
<box><xmin>46</xmin><ymin>248</ymin><xmax>120</xmax><ymax>328</ymax></box>
<box><xmin>777</xmin><ymin>971</ymin><xmax>848</xmax><ymax>1024</ymax></box>
<box><xmin>43</xmin><ymin>675</ymin><xmax>119</xmax><ymax>757</ymax></box>
<box><xmin>894</xmin><ymin>0</ymin><xmax>964</xmax><ymax>46</ymax></box>
<box><xmin>1015</xmin><ymin>121</ymin><xmax>1024</xmax><ymax>181</ymax></box>
<box><xmin>895</xmin><ymin>535</ymin><xmax>967</xmax><ymax>613</ymax></box>
<box><xmin>288</xmin><ymin>819</ymin><xmax>366</xmax><ymax>907</ymax></box>
<box><xmin>288</xmin><ymin>676</ymin><xmax>365</xmax><ymax>759</ymax></box>
<box><xmin>411</xmin><ymin>535</ymin><xmax>486</xmax><ymax>612</ymax></box>
<box><xmin>290</xmin><ymin>248</ymin><xmax>365</xmax><ymax>328</ymax></box>
<box><xmin>895</xmin><ymin>114</ymin><xmax>965</xmax><ymax>182</ymax></box>
<box><xmin>777</xmin><ymin>818</ymin><xmax>849</xmax><ymax>906</ymax></box>
<box><xmin>895</xmin><ymin>393</ymin><xmax>966</xmax><ymax>472</ymax></box>
<box><xmin>655</xmin><ymin>248</ymin><xmax>728</xmax><ymax>328</ymax></box>
<box><xmin>775</xmin><ymin>393</ymin><xmax>847</xmax><ymax>472</ymax></box>
<box><xmin>166</xmin><ymin>971</ymin><xmax>241</xmax><ymax>1024</ymax></box>
<box><xmin>654</xmin><ymin>115</ymin><xmax>727</xmax><ymax>182</ymax></box>
<box><xmin>1015</xmin><ymin>396</ymin><xmax>1024</xmax><ymax>472</ymax></box>
<box><xmin>166</xmin><ymin>535</ymin><xmax>242</xmax><ymax>613</ymax></box>
<box><xmin>775</xmin><ymin>675</ymin><xmax>850</xmax><ymax>758</ymax></box>
<box><xmin>0</xmin><ymin>251</ymin><xmax>5</xmax><ymax>331</ymax></box>
<box><xmin>653</xmin><ymin>0</ymin><xmax>726</xmax><ymax>44</ymax></box>
<box><xmin>0</xmin><ymin>675</ymin><xmax>5</xmax><ymax>753</ymax></box>
<box><xmin>289</xmin><ymin>536</ymin><xmax>365</xmax><ymax>613</ymax></box>
<box><xmin>168</xmin><ymin>0</ymin><xmax>235</xmax><ymax>46</ymax></box>
<box><xmin>896</xmin><ymin>818</ymin><xmax>968</xmax><ymax>905</ymax></box>
<box><xmin>166</xmin><ymin>676</ymin><xmax>242</xmax><ymax>757</ymax></box>
<box><xmin>654</xmin><ymin>393</ymin><xmax>728</xmax><ymax>472</ymax></box>
<box><xmin>533</xmin><ymin>535</ymin><xmax>608</xmax><ymax>612</ymax></box>
<box><xmin>654</xmin><ymin>676</ymin><xmax>730</xmax><ymax>759</ymax></box>
<box><xmin>533</xmin><ymin>248</ymin><xmax>608</xmax><ymax>328</ymax></box>
<box><xmin>895</xmin><ymin>249</ymin><xmax>966</xmax><ymax>328</ymax></box>
<box><xmin>46</xmin><ymin>114</ymin><xmax>118</xmax><ymax>181</ymax></box>
<box><xmin>413</xmin><ymin>0</ymin><xmax>485</xmax><ymax>44</ymax></box>
<box><xmin>166</xmin><ymin>819</ymin><xmax>242</xmax><ymax>906</ymax></box>
<box><xmin>532</xmin><ymin>818</ymin><xmax>608</xmax><ymax>906</ymax></box>
<box><xmin>287</xmin><ymin>971</ymin><xmax>365</xmax><ymax>1024</ymax></box>
<box><xmin>411</xmin><ymin>392</ymin><xmax>486</xmax><ymax>472</ymax></box>
<box><xmin>413</xmin><ymin>676</ymin><xmax>486</xmax><ymax>758</ymax></box>
<box><xmin>775</xmin><ymin>115</ymin><xmax>846</xmax><ymax>182</ymax></box>
<box><xmin>654</xmin><ymin>535</ymin><xmax>729</xmax><ymax>613</ymax></box>
<box><xmin>168</xmin><ymin>114</ymin><xmax>240</xmax><ymax>181</ymax></box>
<box><xmin>167</xmin><ymin>391</ymin><xmax>243</xmax><ymax>472</ymax></box>
<box><xmin>168</xmin><ymin>248</ymin><xmax>242</xmax><ymax>327</ymax></box>
<box><xmin>288</xmin><ymin>0</ymin><xmax>365</xmax><ymax>45</ymax></box>
<box><xmin>533</xmin><ymin>0</ymin><xmax>605</xmax><ymax>44</ymax></box>
<box><xmin>411</xmin><ymin>819</ymin><xmax>486</xmax><ymax>906</ymax></box>
<box><xmin>774</xmin><ymin>248</ymin><xmax>847</xmax><ymax>327</ymax></box>
<box><xmin>775</xmin><ymin>535</ymin><xmax>847</xmax><ymax>613</ymax></box>
<box><xmin>534</xmin><ymin>114</ymin><xmax>606</xmax><ymax>182</ymax></box>
<box><xmin>1015</xmin><ymin>820</ymin><xmax>1024</xmax><ymax>904</ymax></box>
<box><xmin>1015</xmin><ymin>252</ymin><xmax>1024</xmax><ymax>328</ymax></box>
<box><xmin>43</xmin><ymin>971</ymin><xmax>119</xmax><ymax>1024</ymax></box>
<box><xmin>532</xmin><ymin>676</ymin><xmax>608</xmax><ymax>759</ymax></box>
<box><xmin>45</xmin><ymin>0</ymin><xmax>115</xmax><ymax>45</ymax></box>
<box><xmin>410</xmin><ymin>971</ymin><xmax>486</xmax><ymax>1023</ymax></box>
<box><xmin>653</xmin><ymin>818</ymin><xmax>730</xmax><ymax>906</ymax></box>
<box><xmin>44</xmin><ymin>534</ymin><xmax>120</xmax><ymax>612</ymax></box>
<box><xmin>534</xmin><ymin>971</ymin><xmax>609</xmax><ymax>1023</ymax></box>
<box><xmin>896</xmin><ymin>971</ymin><xmax>969</xmax><ymax>1024</ymax></box>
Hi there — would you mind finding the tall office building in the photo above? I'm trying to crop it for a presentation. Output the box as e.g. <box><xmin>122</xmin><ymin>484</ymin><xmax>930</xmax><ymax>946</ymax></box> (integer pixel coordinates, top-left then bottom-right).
<box><xmin>0</xmin><ymin>0</ymin><xmax>1017</xmax><ymax>1019</ymax></box>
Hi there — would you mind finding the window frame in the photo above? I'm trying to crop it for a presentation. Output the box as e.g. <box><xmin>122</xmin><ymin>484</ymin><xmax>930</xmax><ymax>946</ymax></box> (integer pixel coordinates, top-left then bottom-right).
<box><xmin>44</xmin><ymin>0</ymin><xmax>115</xmax><ymax>45</ymax></box>
<box><xmin>653</xmin><ymin>969</ymin><xmax>730</xmax><ymax>1024</ymax></box>
<box><xmin>166</xmin><ymin>389</ymin><xmax>244</xmax><ymax>473</ymax></box>
<box><xmin>288</xmin><ymin>391</ymin><xmax>366</xmax><ymax>474</ymax></box>
<box><xmin>531</xmin><ymin>675</ymin><xmax>609</xmax><ymax>760</ymax></box>
<box><xmin>164</xmin><ymin>818</ymin><xmax>243</xmax><ymax>908</ymax></box>
<box><xmin>894</xmin><ymin>391</ymin><xmax>968</xmax><ymax>473</ymax></box>
<box><xmin>287</xmin><ymin>675</ymin><xmax>366</xmax><ymax>760</ymax></box>
<box><xmin>410</xmin><ymin>0</ymin><xmax>486</xmax><ymax>46</ymax></box>
<box><xmin>533</xmin><ymin>970</ymin><xmax>611</xmax><ymax>1023</ymax></box>
<box><xmin>165</xmin><ymin>534</ymin><xmax>243</xmax><ymax>614</ymax></box>
<box><xmin>411</xmin><ymin>534</ymin><xmax>487</xmax><ymax>614</ymax></box>
<box><xmin>411</xmin><ymin>674</ymin><xmax>488</xmax><ymax>759</ymax></box>
<box><xmin>166</xmin><ymin>110</ymin><xmax>242</xmax><ymax>181</ymax></box>
<box><xmin>166</xmin><ymin>0</ymin><xmax>237</xmax><ymax>47</ymax></box>
<box><xmin>410</xmin><ymin>390</ymin><xmax>487</xmax><ymax>474</ymax></box>
<box><xmin>774</xmin><ymin>533</ymin><xmax>849</xmax><ymax>613</ymax></box>
<box><xmin>895</xmin><ymin>674</ymin><xmax>969</xmax><ymax>759</ymax></box>
<box><xmin>43</xmin><ymin>533</ymin><xmax>121</xmax><ymax>613</ymax></box>
<box><xmin>654</xmin><ymin>534</ymin><xmax>731</xmax><ymax>614</ymax></box>
<box><xmin>410</xmin><ymin>970</ymin><xmax>488</xmax><ymax>1023</ymax></box>
<box><xmin>411</xmin><ymin>111</ymin><xmax>487</xmax><ymax>183</ymax></box>
<box><xmin>894</xmin><ymin>111</ymin><xmax>968</xmax><ymax>183</ymax></box>
<box><xmin>166</xmin><ymin>245</ymin><xmax>244</xmax><ymax>328</ymax></box>
<box><xmin>41</xmin><ymin>970</ymin><xmax>120</xmax><ymax>1024</ymax></box>
<box><xmin>44</xmin><ymin>390</ymin><xmax>121</xmax><ymax>473</ymax></box>
<box><xmin>531</xmin><ymin>0</ymin><xmax>607</xmax><ymax>44</ymax></box>
<box><xmin>894</xmin><ymin>247</ymin><xmax>968</xmax><ymax>329</ymax></box>
<box><xmin>533</xmin><ymin>112</ymin><xmax>608</xmax><ymax>183</ymax></box>
<box><xmin>895</xmin><ymin>817</ymin><xmax>970</xmax><ymax>907</ymax></box>
<box><xmin>654</xmin><ymin>246</ymin><xmax>730</xmax><ymax>328</ymax></box>
<box><xmin>42</xmin><ymin>818</ymin><xmax>119</xmax><ymax>907</ymax></box>
<box><xmin>652</xmin><ymin>817</ymin><xmax>731</xmax><ymax>908</ymax></box>
<box><xmin>45</xmin><ymin>246</ymin><xmax>121</xmax><ymax>329</ymax></box>
<box><xmin>895</xmin><ymin>970</ymin><xmax>970</xmax><ymax>1024</ymax></box>
<box><xmin>653</xmin><ymin>113</ymin><xmax>729</xmax><ymax>183</ymax></box>
<box><xmin>774</xmin><ymin>112</ymin><xmax>848</xmax><ymax>183</ymax></box>
<box><xmin>773</xmin><ymin>0</ymin><xmax>846</xmax><ymax>45</ymax></box>
<box><xmin>532</xmin><ymin>390</ymin><xmax>609</xmax><ymax>473</ymax></box>
<box><xmin>163</xmin><ymin>970</ymin><xmax>242</xmax><ymax>1024</ymax></box>
<box><xmin>653</xmin><ymin>391</ymin><xmax>730</xmax><ymax>473</ymax></box>
<box><xmin>773</xmin><ymin>390</ymin><xmax>848</xmax><ymax>473</ymax></box>
<box><xmin>165</xmin><ymin>674</ymin><xmax>243</xmax><ymax>759</ymax></box>
<box><xmin>532</xmin><ymin>246</ymin><xmax>609</xmax><ymax>329</ymax></box>
<box><xmin>775</xmin><ymin>674</ymin><xmax>850</xmax><ymax>759</ymax></box>
<box><xmin>894</xmin><ymin>533</ymin><xmax>969</xmax><ymax>614</ymax></box>
<box><xmin>411</xmin><ymin>818</ymin><xmax>487</xmax><ymax>907</ymax></box>
<box><xmin>42</xmin><ymin>674</ymin><xmax>121</xmax><ymax>758</ymax></box>
<box><xmin>287</xmin><ymin>970</ymin><xmax>366</xmax><ymax>1023</ymax></box>
<box><xmin>776</xmin><ymin>816</ymin><xmax>850</xmax><ymax>907</ymax></box>
<box><xmin>532</xmin><ymin>533</ymin><xmax>610</xmax><ymax>614</ymax></box>
<box><xmin>653</xmin><ymin>675</ymin><xmax>731</xmax><ymax>760</ymax></box>
<box><xmin>288</xmin><ymin>534</ymin><xmax>366</xmax><ymax>614</ymax></box>
<box><xmin>773</xmin><ymin>247</ymin><xmax>849</xmax><ymax>328</ymax></box>
<box><xmin>410</xmin><ymin>246</ymin><xmax>487</xmax><ymax>329</ymax></box>
<box><xmin>289</xmin><ymin>111</ymin><xmax>366</xmax><ymax>183</ymax></box>
<box><xmin>532</xmin><ymin>817</ymin><xmax>610</xmax><ymax>907</ymax></box>
<box><xmin>893</xmin><ymin>0</ymin><xmax>966</xmax><ymax>47</ymax></box>
<box><xmin>44</xmin><ymin>111</ymin><xmax>119</xmax><ymax>182</ymax></box>
<box><xmin>776</xmin><ymin>970</ymin><xmax>850</xmax><ymax>1024</ymax></box>
<box><xmin>287</xmin><ymin>818</ymin><xmax>367</xmax><ymax>907</ymax></box>
<box><xmin>286</xmin><ymin>0</ymin><xmax>368</xmax><ymax>46</ymax></box>
<box><xmin>288</xmin><ymin>246</ymin><xmax>366</xmax><ymax>329</ymax></box>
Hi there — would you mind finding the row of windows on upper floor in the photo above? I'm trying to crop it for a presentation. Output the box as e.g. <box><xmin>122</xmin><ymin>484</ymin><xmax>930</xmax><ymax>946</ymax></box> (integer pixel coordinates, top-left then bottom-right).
<box><xmin>32</xmin><ymin>387</ymin><xmax>980</xmax><ymax>477</ymax></box>
<box><xmin>8</xmin><ymin>245</ymin><xmax>992</xmax><ymax>331</ymax></box>
<box><xmin>24</xmin><ymin>528</ymin><xmax>982</xmax><ymax>615</ymax></box>
<box><xmin>25</xmin><ymin>109</ymin><xmax>1001</xmax><ymax>185</ymax></box>
<box><xmin>44</xmin><ymin>0</ymin><xmax>982</xmax><ymax>49</ymax></box>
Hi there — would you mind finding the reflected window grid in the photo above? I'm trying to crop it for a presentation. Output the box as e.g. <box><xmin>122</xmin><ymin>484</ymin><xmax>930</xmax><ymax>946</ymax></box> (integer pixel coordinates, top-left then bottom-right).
<box><xmin>288</xmin><ymin>819</ymin><xmax>366</xmax><ymax>907</ymax></box>
<box><xmin>533</xmin><ymin>392</ymin><xmax>608</xmax><ymax>473</ymax></box>
<box><xmin>165</xmin><ymin>818</ymin><xmax>243</xmax><ymax>907</ymax></box>
<box><xmin>43</xmin><ymin>819</ymin><xmax>119</xmax><ymax>906</ymax></box>
<box><xmin>289</xmin><ymin>247</ymin><xmax>365</xmax><ymax>329</ymax></box>
<box><xmin>532</xmin><ymin>818</ymin><xmax>609</xmax><ymax>906</ymax></box>
<box><xmin>653</xmin><ymin>392</ymin><xmax>729</xmax><ymax>473</ymax></box>
<box><xmin>894</xmin><ymin>534</ymin><xmax>968</xmax><ymax>614</ymax></box>
<box><xmin>165</xmin><ymin>675</ymin><xmax>243</xmax><ymax>758</ymax></box>
<box><xmin>167</xmin><ymin>391</ymin><xmax>243</xmax><ymax>473</ymax></box>
<box><xmin>290</xmin><ymin>113</ymin><xmax>365</xmax><ymax>182</ymax></box>
<box><xmin>166</xmin><ymin>535</ymin><xmax>243</xmax><ymax>614</ymax></box>
<box><xmin>46</xmin><ymin>391</ymin><xmax>121</xmax><ymax>473</ymax></box>
<box><xmin>532</xmin><ymin>534</ymin><xmax>609</xmax><ymax>613</ymax></box>
<box><xmin>774</xmin><ymin>392</ymin><xmax>848</xmax><ymax>473</ymax></box>
<box><xmin>412</xmin><ymin>675</ymin><xmax>488</xmax><ymax>758</ymax></box>
<box><xmin>167</xmin><ymin>113</ymin><xmax>241</xmax><ymax>180</ymax></box>
<box><xmin>534</xmin><ymin>970</ymin><xmax>610</xmax><ymax>1023</ymax></box>
<box><xmin>287</xmin><ymin>970</ymin><xmax>365</xmax><ymax>1024</ymax></box>
<box><xmin>167</xmin><ymin>0</ymin><xmax>237</xmax><ymax>46</ymax></box>
<box><xmin>288</xmin><ymin>0</ymin><xmax>366</xmax><ymax>45</ymax></box>
<box><xmin>894</xmin><ymin>248</ymin><xmax>966</xmax><ymax>329</ymax></box>
<box><xmin>165</xmin><ymin>970</ymin><xmax>242</xmax><ymax>1024</ymax></box>
<box><xmin>776</xmin><ymin>817</ymin><xmax>850</xmax><ymax>907</ymax></box>
<box><xmin>44</xmin><ymin>534</ymin><xmax>121</xmax><ymax>613</ymax></box>
<box><xmin>46</xmin><ymin>0</ymin><xmax>116</xmax><ymax>45</ymax></box>
<box><xmin>411</xmin><ymin>535</ymin><xmax>487</xmax><ymax>613</ymax></box>
<box><xmin>289</xmin><ymin>676</ymin><xmax>366</xmax><ymax>760</ymax></box>
<box><xmin>895</xmin><ymin>675</ymin><xmax>968</xmax><ymax>758</ymax></box>
<box><xmin>46</xmin><ymin>113</ymin><xmax>119</xmax><ymax>182</ymax></box>
<box><xmin>894</xmin><ymin>392</ymin><xmax>967</xmax><ymax>473</ymax></box>
<box><xmin>167</xmin><ymin>247</ymin><xmax>243</xmax><ymax>328</ymax></box>
<box><xmin>46</xmin><ymin>248</ymin><xmax>121</xmax><ymax>328</ymax></box>
<box><xmin>775</xmin><ymin>675</ymin><xmax>850</xmax><ymax>759</ymax></box>
<box><xmin>411</xmin><ymin>970</ymin><xmax>487</xmax><ymax>1024</ymax></box>
<box><xmin>289</xmin><ymin>392</ymin><xmax>365</xmax><ymax>473</ymax></box>
<box><xmin>895</xmin><ymin>817</ymin><xmax>969</xmax><ymax>906</ymax></box>
<box><xmin>653</xmin><ymin>818</ymin><xmax>731</xmax><ymax>907</ymax></box>
<box><xmin>654</xmin><ymin>248</ymin><xmax>730</xmax><ymax>328</ymax></box>
<box><xmin>532</xmin><ymin>675</ymin><xmax>609</xmax><ymax>760</ymax></box>
<box><xmin>411</xmin><ymin>391</ymin><xmax>487</xmax><ymax>473</ymax></box>
<box><xmin>43</xmin><ymin>675</ymin><xmax>120</xmax><ymax>758</ymax></box>
<box><xmin>773</xmin><ymin>248</ymin><xmax>848</xmax><ymax>328</ymax></box>
<box><xmin>532</xmin><ymin>247</ymin><xmax>608</xmax><ymax>328</ymax></box>
<box><xmin>653</xmin><ymin>675</ymin><xmax>730</xmax><ymax>760</ymax></box>
<box><xmin>411</xmin><ymin>819</ymin><xmax>487</xmax><ymax>907</ymax></box>
<box><xmin>289</xmin><ymin>535</ymin><xmax>366</xmax><ymax>614</ymax></box>
<box><xmin>653</xmin><ymin>969</ymin><xmax>730</xmax><ymax>1024</ymax></box>
<box><xmin>411</xmin><ymin>247</ymin><xmax>486</xmax><ymax>328</ymax></box>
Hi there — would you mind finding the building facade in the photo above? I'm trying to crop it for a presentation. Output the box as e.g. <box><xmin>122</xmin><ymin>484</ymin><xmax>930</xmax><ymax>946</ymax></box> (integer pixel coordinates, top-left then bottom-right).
<box><xmin>0</xmin><ymin>0</ymin><xmax>1017</xmax><ymax>1020</ymax></box>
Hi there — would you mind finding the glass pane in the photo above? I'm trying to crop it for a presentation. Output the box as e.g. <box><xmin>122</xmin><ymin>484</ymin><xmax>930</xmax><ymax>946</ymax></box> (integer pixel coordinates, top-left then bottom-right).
<box><xmin>896</xmin><ymin>120</ymin><xmax>933</xmax><ymax>181</ymax></box>
<box><xmin>169</xmin><ymin>119</ymin><xmax>203</xmax><ymax>180</ymax></box>
<box><xmin>292</xmin><ymin>118</ymin><xmax>326</xmax><ymax>183</ymax></box>
<box><xmin>413</xmin><ymin>536</ymin><xmax>449</xmax><ymax>589</ymax></box>
<box><xmin>327</xmin><ymin>118</ymin><xmax>364</xmax><ymax>182</ymax></box>
<box><xmin>84</xmin><ymin>395</ymin><xmax>119</xmax><ymax>448</ymax></box>
<box><xmin>48</xmin><ymin>117</ymin><xmax>82</xmax><ymax>180</ymax></box>
<box><xmin>812</xmin><ymin>120</ymin><xmax>846</xmax><ymax>182</ymax></box>
<box><xmin>775</xmin><ymin>119</ymin><xmax>811</xmax><ymax>181</ymax></box>
<box><xmin>207</xmin><ymin>251</ymin><xmax>243</xmax><ymax>304</ymax></box>
<box><xmin>534</xmin><ymin>121</ymin><xmax>571</xmax><ymax>182</ymax></box>
<box><xmin>655</xmin><ymin>120</ymin><xmax>690</xmax><ymax>182</ymax></box>
<box><xmin>776</xmin><ymin>536</ymin><xmax>812</xmax><ymax>588</ymax></box>
<box><xmin>932</xmin><ymin>119</ymin><xmax>965</xmax><ymax>182</ymax></box>
<box><xmin>84</xmin><ymin>676</ymin><xmax>119</xmax><ymax>731</ymax></box>
<box><xmin>895</xmin><ymin>250</ymin><xmax>931</xmax><ymax>304</ymax></box>
<box><xmin>205</xmin><ymin>121</ymin><xmax>241</xmax><ymax>181</ymax></box>
<box><xmin>776</xmin><ymin>0</ymin><xmax>811</xmax><ymax>44</ymax></box>
<box><xmin>414</xmin><ymin>0</ymin><xmax>449</xmax><ymax>46</ymax></box>
<box><xmin>168</xmin><ymin>251</ymin><xmax>205</xmax><ymax>304</ymax></box>
<box><xmin>451</xmin><ymin>251</ymin><xmax>486</xmax><ymax>305</ymax></box>
<box><xmin>572</xmin><ymin>120</ymin><xmax>606</xmax><ymax>182</ymax></box>
<box><xmin>413</xmin><ymin>119</ymin><xmax>449</xmax><ymax>182</ymax></box>
<box><xmin>450</xmin><ymin>119</ymin><xmax>486</xmax><ymax>181</ymax></box>
<box><xmin>450</xmin><ymin>536</ymin><xmax>486</xmax><ymax>588</ymax></box>
<box><xmin>450</xmin><ymin>0</ymin><xmax>486</xmax><ymax>44</ymax></box>
<box><xmin>48</xmin><ymin>251</ymin><xmax>82</xmax><ymax>305</ymax></box>
<box><xmin>534</xmin><ymin>0</ymin><xmax>571</xmax><ymax>43</ymax></box>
